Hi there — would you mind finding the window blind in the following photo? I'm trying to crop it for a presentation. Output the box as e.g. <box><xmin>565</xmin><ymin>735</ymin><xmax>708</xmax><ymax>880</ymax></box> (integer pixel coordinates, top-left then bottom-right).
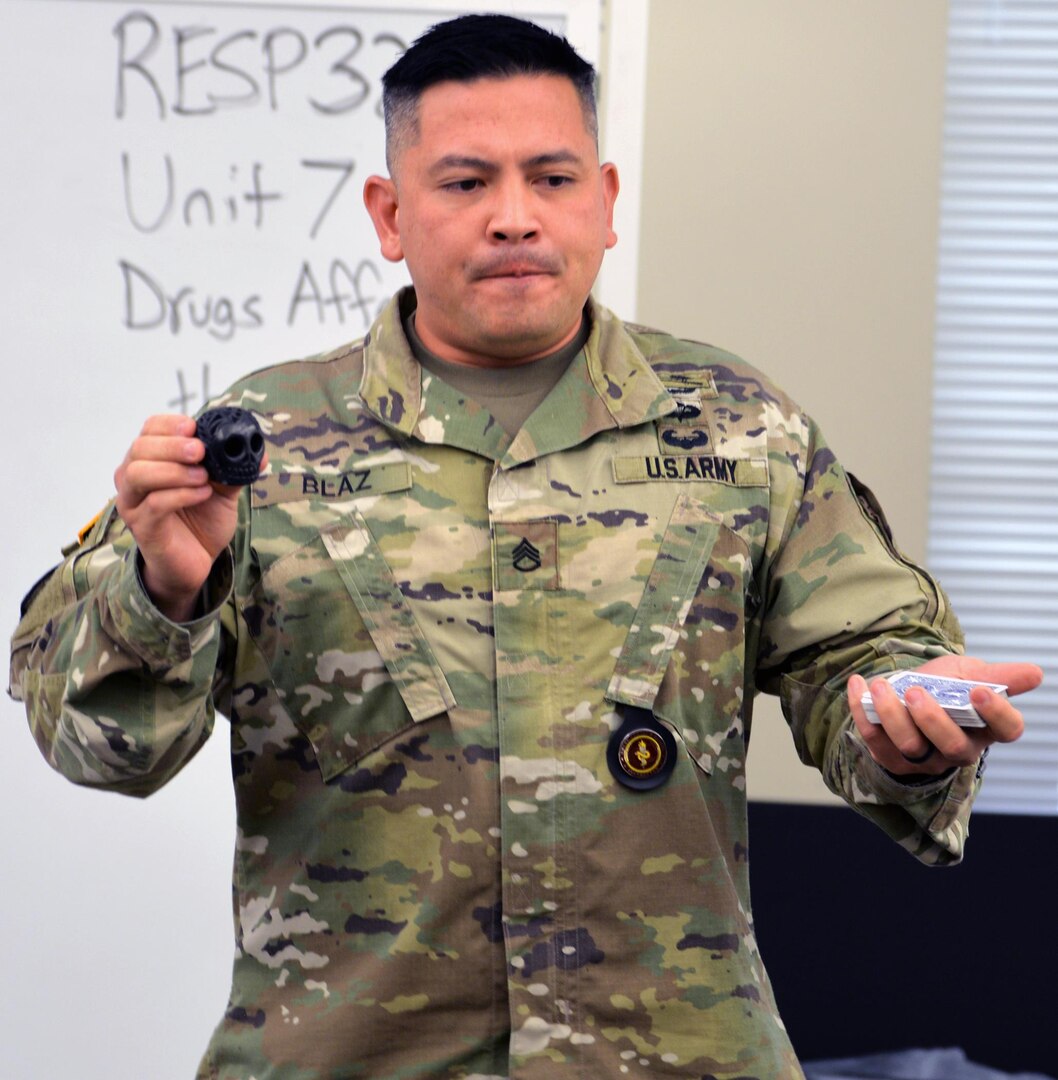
<box><xmin>928</xmin><ymin>0</ymin><xmax>1058</xmax><ymax>813</ymax></box>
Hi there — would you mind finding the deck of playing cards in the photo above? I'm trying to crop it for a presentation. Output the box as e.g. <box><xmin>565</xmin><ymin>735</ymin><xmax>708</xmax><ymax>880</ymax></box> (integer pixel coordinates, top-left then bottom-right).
<box><xmin>861</xmin><ymin>671</ymin><xmax>1008</xmax><ymax>728</ymax></box>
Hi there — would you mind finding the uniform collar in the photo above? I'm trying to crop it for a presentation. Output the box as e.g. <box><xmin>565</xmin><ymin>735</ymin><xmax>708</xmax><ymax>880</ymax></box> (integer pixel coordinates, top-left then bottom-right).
<box><xmin>358</xmin><ymin>288</ymin><xmax>676</xmax><ymax>465</ymax></box>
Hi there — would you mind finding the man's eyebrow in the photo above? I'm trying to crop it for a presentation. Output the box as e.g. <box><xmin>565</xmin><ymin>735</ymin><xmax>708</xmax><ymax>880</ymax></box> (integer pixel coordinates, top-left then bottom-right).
<box><xmin>428</xmin><ymin>155</ymin><xmax>497</xmax><ymax>176</ymax></box>
<box><xmin>427</xmin><ymin>150</ymin><xmax>585</xmax><ymax>176</ymax></box>
<box><xmin>522</xmin><ymin>150</ymin><xmax>584</xmax><ymax>169</ymax></box>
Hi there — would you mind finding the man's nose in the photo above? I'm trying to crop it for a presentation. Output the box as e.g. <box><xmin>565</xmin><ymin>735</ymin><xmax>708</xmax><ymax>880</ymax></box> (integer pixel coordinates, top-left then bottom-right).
<box><xmin>488</xmin><ymin>181</ymin><xmax>539</xmax><ymax>242</ymax></box>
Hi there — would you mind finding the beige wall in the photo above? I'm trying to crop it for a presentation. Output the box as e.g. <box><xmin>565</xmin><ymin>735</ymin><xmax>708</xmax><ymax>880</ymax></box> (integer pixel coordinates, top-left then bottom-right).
<box><xmin>635</xmin><ymin>0</ymin><xmax>950</xmax><ymax>802</ymax></box>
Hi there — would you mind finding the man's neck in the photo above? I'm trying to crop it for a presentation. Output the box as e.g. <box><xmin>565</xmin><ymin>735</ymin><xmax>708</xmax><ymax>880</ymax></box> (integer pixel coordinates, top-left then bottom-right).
<box><xmin>404</xmin><ymin>307</ymin><xmax>591</xmax><ymax>437</ymax></box>
<box><xmin>411</xmin><ymin>314</ymin><xmax>586</xmax><ymax>370</ymax></box>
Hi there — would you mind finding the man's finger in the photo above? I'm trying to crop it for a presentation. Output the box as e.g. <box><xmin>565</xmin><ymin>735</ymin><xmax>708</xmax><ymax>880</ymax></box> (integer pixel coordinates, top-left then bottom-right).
<box><xmin>138</xmin><ymin>414</ymin><xmax>199</xmax><ymax>438</ymax></box>
<box><xmin>119</xmin><ymin>462</ymin><xmax>211</xmax><ymax>505</ymax></box>
<box><xmin>867</xmin><ymin>677</ymin><xmax>937</xmax><ymax>761</ymax></box>
<box><xmin>966</xmin><ymin>662</ymin><xmax>1043</xmax><ymax>697</ymax></box>
<box><xmin>920</xmin><ymin>655</ymin><xmax>1043</xmax><ymax>696</ymax></box>
<box><xmin>127</xmin><ymin>484</ymin><xmax>215</xmax><ymax>521</ymax></box>
<box><xmin>968</xmin><ymin>687</ymin><xmax>1026</xmax><ymax>744</ymax></box>
<box><xmin>128</xmin><ymin>434</ymin><xmax>206</xmax><ymax>465</ymax></box>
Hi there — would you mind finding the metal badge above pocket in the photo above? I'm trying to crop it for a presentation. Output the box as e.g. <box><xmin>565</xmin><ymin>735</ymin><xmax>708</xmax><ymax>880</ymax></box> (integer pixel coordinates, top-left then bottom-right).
<box><xmin>656</xmin><ymin>385</ymin><xmax>713</xmax><ymax>454</ymax></box>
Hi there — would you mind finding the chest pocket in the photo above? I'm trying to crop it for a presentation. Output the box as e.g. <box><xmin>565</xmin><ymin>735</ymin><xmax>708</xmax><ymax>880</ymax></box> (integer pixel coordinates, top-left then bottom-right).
<box><xmin>606</xmin><ymin>493</ymin><xmax>751</xmax><ymax>776</ymax></box>
<box><xmin>244</xmin><ymin>503</ymin><xmax>455</xmax><ymax>782</ymax></box>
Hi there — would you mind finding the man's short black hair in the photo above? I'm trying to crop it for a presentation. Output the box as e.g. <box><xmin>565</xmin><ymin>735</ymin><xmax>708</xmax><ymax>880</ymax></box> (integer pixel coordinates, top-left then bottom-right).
<box><xmin>381</xmin><ymin>14</ymin><xmax>598</xmax><ymax>172</ymax></box>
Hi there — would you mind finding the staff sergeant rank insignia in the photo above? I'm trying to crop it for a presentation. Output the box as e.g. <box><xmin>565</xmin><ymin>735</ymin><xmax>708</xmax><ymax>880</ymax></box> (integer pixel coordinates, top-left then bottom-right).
<box><xmin>607</xmin><ymin>707</ymin><xmax>678</xmax><ymax>791</ymax></box>
<box><xmin>512</xmin><ymin>538</ymin><xmax>542</xmax><ymax>572</ymax></box>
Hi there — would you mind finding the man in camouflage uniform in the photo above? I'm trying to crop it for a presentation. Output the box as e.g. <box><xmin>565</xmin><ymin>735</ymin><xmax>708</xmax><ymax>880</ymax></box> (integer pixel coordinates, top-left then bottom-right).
<box><xmin>8</xmin><ymin>14</ymin><xmax>1040</xmax><ymax>1080</ymax></box>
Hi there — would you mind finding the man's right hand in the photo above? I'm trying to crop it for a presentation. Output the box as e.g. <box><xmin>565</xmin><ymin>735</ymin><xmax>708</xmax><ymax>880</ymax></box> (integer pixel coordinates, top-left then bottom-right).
<box><xmin>114</xmin><ymin>414</ymin><xmax>250</xmax><ymax>623</ymax></box>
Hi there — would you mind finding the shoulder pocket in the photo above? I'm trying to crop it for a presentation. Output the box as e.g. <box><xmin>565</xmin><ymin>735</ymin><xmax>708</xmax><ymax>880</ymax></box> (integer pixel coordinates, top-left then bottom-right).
<box><xmin>10</xmin><ymin>500</ymin><xmax>123</xmax><ymax>701</ymax></box>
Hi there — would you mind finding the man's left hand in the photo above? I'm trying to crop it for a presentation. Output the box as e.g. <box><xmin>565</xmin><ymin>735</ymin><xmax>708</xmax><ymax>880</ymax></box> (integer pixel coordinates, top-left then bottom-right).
<box><xmin>847</xmin><ymin>656</ymin><xmax>1043</xmax><ymax>777</ymax></box>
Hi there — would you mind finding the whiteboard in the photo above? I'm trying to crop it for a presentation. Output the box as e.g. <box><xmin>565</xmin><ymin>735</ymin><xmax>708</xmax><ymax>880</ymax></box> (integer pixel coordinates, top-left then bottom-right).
<box><xmin>0</xmin><ymin>2</ymin><xmax>642</xmax><ymax>1077</ymax></box>
<box><xmin>2</xmin><ymin>0</ymin><xmax>600</xmax><ymax>430</ymax></box>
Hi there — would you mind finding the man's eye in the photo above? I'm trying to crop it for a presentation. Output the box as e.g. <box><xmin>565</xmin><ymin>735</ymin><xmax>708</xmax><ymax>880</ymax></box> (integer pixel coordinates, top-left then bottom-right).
<box><xmin>444</xmin><ymin>179</ymin><xmax>481</xmax><ymax>193</ymax></box>
<box><xmin>540</xmin><ymin>175</ymin><xmax>572</xmax><ymax>188</ymax></box>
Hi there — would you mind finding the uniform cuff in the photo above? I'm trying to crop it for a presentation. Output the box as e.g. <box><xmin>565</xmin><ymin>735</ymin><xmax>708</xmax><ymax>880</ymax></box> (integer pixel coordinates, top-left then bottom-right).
<box><xmin>843</xmin><ymin>727</ymin><xmax>959</xmax><ymax>803</ymax></box>
<box><xmin>104</xmin><ymin>546</ymin><xmax>233</xmax><ymax>670</ymax></box>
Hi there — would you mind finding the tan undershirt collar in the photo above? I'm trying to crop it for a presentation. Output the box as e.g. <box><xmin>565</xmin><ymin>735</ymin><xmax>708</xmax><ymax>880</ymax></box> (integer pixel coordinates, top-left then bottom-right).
<box><xmin>404</xmin><ymin>310</ymin><xmax>590</xmax><ymax>436</ymax></box>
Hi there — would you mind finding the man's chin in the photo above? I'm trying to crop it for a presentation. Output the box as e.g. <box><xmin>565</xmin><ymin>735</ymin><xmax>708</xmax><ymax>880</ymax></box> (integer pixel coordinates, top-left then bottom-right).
<box><xmin>472</xmin><ymin>317</ymin><xmax>576</xmax><ymax>361</ymax></box>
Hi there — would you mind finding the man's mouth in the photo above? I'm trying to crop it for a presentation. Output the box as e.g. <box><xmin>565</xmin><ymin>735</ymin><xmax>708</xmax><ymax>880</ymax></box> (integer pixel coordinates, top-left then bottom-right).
<box><xmin>480</xmin><ymin>266</ymin><xmax>552</xmax><ymax>280</ymax></box>
<box><xmin>471</xmin><ymin>252</ymin><xmax>561</xmax><ymax>281</ymax></box>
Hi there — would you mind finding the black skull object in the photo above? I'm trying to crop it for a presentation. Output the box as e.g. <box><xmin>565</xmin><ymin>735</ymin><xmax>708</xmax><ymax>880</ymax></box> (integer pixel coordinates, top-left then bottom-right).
<box><xmin>195</xmin><ymin>407</ymin><xmax>265</xmax><ymax>485</ymax></box>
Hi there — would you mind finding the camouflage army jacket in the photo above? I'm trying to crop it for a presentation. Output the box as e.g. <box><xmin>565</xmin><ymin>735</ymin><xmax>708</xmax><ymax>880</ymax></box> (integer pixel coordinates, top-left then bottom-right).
<box><xmin>10</xmin><ymin>290</ymin><xmax>978</xmax><ymax>1080</ymax></box>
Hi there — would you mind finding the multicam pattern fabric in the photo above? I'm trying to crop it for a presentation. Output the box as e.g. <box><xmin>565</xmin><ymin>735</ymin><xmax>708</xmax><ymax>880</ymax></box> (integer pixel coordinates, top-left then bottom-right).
<box><xmin>10</xmin><ymin>289</ymin><xmax>977</xmax><ymax>1079</ymax></box>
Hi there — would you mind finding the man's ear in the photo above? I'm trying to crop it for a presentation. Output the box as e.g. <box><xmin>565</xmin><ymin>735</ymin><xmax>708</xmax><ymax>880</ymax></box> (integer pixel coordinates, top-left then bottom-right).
<box><xmin>601</xmin><ymin>162</ymin><xmax>620</xmax><ymax>250</ymax></box>
<box><xmin>363</xmin><ymin>176</ymin><xmax>404</xmax><ymax>263</ymax></box>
